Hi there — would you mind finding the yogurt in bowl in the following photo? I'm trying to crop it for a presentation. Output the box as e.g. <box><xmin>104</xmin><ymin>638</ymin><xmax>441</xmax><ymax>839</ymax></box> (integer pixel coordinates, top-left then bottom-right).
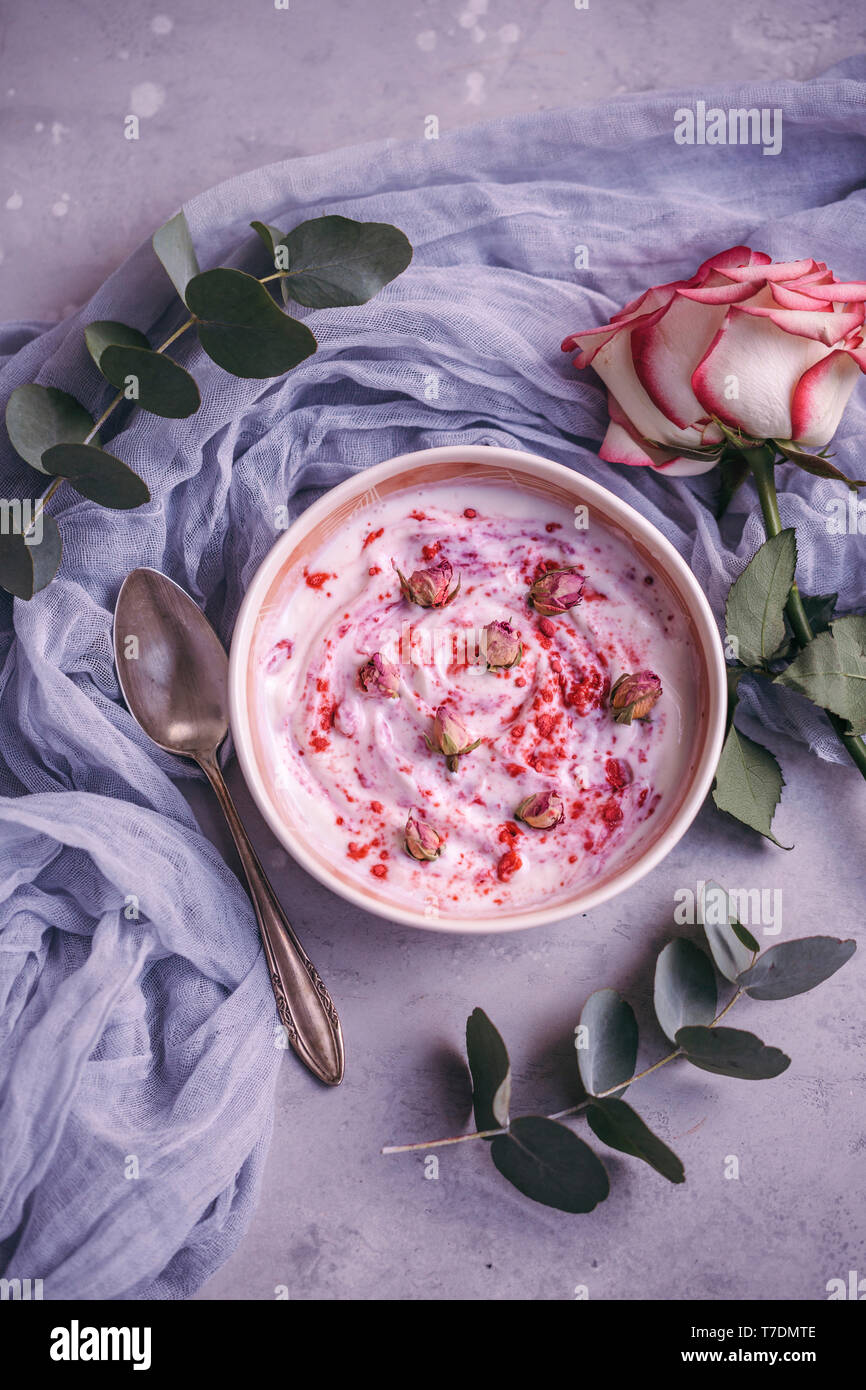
<box><xmin>230</xmin><ymin>446</ymin><xmax>727</xmax><ymax>932</ymax></box>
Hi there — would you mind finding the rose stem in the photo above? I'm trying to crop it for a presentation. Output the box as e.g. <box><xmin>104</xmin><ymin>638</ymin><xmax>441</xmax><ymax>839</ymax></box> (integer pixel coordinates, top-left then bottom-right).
<box><xmin>744</xmin><ymin>444</ymin><xmax>866</xmax><ymax>781</ymax></box>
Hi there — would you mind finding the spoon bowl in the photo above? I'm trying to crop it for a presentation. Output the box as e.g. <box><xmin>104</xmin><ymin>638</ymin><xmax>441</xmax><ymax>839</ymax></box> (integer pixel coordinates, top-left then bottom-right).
<box><xmin>113</xmin><ymin>566</ymin><xmax>345</xmax><ymax>1086</ymax></box>
<box><xmin>114</xmin><ymin>567</ymin><xmax>230</xmax><ymax>758</ymax></box>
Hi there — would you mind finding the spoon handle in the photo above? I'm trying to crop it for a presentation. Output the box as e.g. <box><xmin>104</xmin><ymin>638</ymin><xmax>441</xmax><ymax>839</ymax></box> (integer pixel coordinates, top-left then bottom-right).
<box><xmin>198</xmin><ymin>753</ymin><xmax>345</xmax><ymax>1086</ymax></box>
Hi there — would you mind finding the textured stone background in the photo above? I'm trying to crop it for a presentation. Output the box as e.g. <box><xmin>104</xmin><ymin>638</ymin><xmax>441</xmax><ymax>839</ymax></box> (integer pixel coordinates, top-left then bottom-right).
<box><xmin>2</xmin><ymin>0</ymin><xmax>864</xmax><ymax>1302</ymax></box>
<box><xmin>2</xmin><ymin>0</ymin><xmax>865</xmax><ymax>320</ymax></box>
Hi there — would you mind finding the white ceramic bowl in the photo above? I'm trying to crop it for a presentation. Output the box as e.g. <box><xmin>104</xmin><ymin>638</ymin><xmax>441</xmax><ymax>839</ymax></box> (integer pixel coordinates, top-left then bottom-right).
<box><xmin>229</xmin><ymin>445</ymin><xmax>727</xmax><ymax>933</ymax></box>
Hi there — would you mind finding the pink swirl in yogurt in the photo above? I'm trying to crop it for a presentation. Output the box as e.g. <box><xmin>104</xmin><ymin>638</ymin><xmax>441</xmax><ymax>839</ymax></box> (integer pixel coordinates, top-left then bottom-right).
<box><xmin>252</xmin><ymin>481</ymin><xmax>698</xmax><ymax>918</ymax></box>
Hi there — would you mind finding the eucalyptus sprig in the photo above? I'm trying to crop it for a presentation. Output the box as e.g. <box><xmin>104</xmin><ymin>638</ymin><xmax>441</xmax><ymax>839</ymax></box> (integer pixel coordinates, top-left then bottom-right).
<box><xmin>712</xmin><ymin>439</ymin><xmax>866</xmax><ymax>842</ymax></box>
<box><xmin>382</xmin><ymin>891</ymin><xmax>855</xmax><ymax>1214</ymax></box>
<box><xmin>0</xmin><ymin>211</ymin><xmax>412</xmax><ymax>599</ymax></box>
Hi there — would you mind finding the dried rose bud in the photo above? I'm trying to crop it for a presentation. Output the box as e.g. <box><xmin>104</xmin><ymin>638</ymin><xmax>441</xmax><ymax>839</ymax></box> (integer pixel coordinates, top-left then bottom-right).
<box><xmin>405</xmin><ymin>809</ymin><xmax>445</xmax><ymax>861</ymax></box>
<box><xmin>610</xmin><ymin>670</ymin><xmax>662</xmax><ymax>724</ymax></box>
<box><xmin>514</xmin><ymin>790</ymin><xmax>565</xmax><ymax>829</ymax></box>
<box><xmin>482</xmin><ymin>620</ymin><xmax>523</xmax><ymax>670</ymax></box>
<box><xmin>357</xmin><ymin>652</ymin><xmax>401</xmax><ymax>699</ymax></box>
<box><xmin>528</xmin><ymin>565</ymin><xmax>585</xmax><ymax>617</ymax></box>
<box><xmin>424</xmin><ymin>703</ymin><xmax>481</xmax><ymax>772</ymax></box>
<box><xmin>394</xmin><ymin>556</ymin><xmax>460</xmax><ymax>608</ymax></box>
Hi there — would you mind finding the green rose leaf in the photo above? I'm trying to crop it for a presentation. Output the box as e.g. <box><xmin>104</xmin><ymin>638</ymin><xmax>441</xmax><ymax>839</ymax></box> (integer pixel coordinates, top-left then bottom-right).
<box><xmin>152</xmin><ymin>210</ymin><xmax>200</xmax><ymax>303</ymax></box>
<box><xmin>0</xmin><ymin>511</ymin><xmax>62</xmax><ymax>599</ymax></box>
<box><xmin>775</xmin><ymin>616</ymin><xmax>866</xmax><ymax>735</ymax></box>
<box><xmin>644</xmin><ymin>439</ymin><xmax>723</xmax><ymax>463</ymax></box>
<box><xmin>576</xmin><ymin>987</ymin><xmax>638</xmax><ymax>1097</ymax></box>
<box><xmin>775</xmin><ymin>441</ymin><xmax>865</xmax><ymax>490</ymax></box>
<box><xmin>712</xmin><ymin>722</ymin><xmax>788</xmax><ymax>847</ymax></box>
<box><xmin>85</xmin><ymin>320</ymin><xmax>200</xmax><ymax>418</ymax></box>
<box><xmin>275</xmin><ymin>215</ymin><xmax>413</xmax><ymax>309</ymax></box>
<box><xmin>490</xmin><ymin>1116</ymin><xmax>609</xmax><ymax>1214</ymax></box>
<box><xmin>653</xmin><ymin>939</ymin><xmax>717</xmax><ymax>1044</ymax></box>
<box><xmin>725</xmin><ymin>529</ymin><xmax>796</xmax><ymax>667</ymax></box>
<box><xmin>675</xmin><ymin>1025</ymin><xmax>790</xmax><ymax>1080</ymax></box>
<box><xmin>586</xmin><ymin>1098</ymin><xmax>685</xmax><ymax>1185</ymax></box>
<box><xmin>724</xmin><ymin>665</ymin><xmax>746</xmax><ymax>727</ymax></box>
<box><xmin>800</xmin><ymin>593</ymin><xmax>837</xmax><ymax>636</ymax></box>
<box><xmin>465</xmin><ymin>1007</ymin><xmax>511</xmax><ymax>1132</ymax></box>
<box><xmin>5</xmin><ymin>384</ymin><xmax>95</xmax><ymax>473</ymax></box>
<box><xmin>185</xmin><ymin>268</ymin><xmax>318</xmax><ymax>378</ymax></box>
<box><xmin>40</xmin><ymin>443</ymin><xmax>150</xmax><ymax>510</ymax></box>
<box><xmin>737</xmin><ymin>936</ymin><xmax>856</xmax><ymax>1001</ymax></box>
<box><xmin>251</xmin><ymin>220</ymin><xmax>291</xmax><ymax>306</ymax></box>
<box><xmin>701</xmin><ymin>881</ymin><xmax>757</xmax><ymax>983</ymax></box>
<box><xmin>772</xmin><ymin>593</ymin><xmax>838</xmax><ymax>663</ymax></box>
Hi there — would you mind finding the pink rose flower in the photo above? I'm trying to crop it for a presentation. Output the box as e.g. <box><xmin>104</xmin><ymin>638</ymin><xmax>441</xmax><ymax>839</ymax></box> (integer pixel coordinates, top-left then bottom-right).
<box><xmin>562</xmin><ymin>245</ymin><xmax>866</xmax><ymax>475</ymax></box>
<box><xmin>528</xmin><ymin>566</ymin><xmax>585</xmax><ymax>616</ymax></box>
<box><xmin>393</xmin><ymin>556</ymin><xmax>460</xmax><ymax>608</ymax></box>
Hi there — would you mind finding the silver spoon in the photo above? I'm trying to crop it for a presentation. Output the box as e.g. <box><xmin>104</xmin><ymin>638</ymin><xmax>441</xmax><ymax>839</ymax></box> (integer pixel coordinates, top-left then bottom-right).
<box><xmin>113</xmin><ymin>566</ymin><xmax>345</xmax><ymax>1086</ymax></box>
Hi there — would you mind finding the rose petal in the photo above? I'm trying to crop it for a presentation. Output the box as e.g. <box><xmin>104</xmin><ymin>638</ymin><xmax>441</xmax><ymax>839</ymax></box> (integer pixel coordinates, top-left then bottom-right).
<box><xmin>736</xmin><ymin>302</ymin><xmax>864</xmax><ymax>346</ymax></box>
<box><xmin>677</xmin><ymin>280</ymin><xmax>759</xmax><ymax>305</ymax></box>
<box><xmin>795</xmin><ymin>280</ymin><xmax>866</xmax><ymax>302</ymax></box>
<box><xmin>590</xmin><ymin>317</ymin><xmax>704</xmax><ymax>447</ymax></box>
<box><xmin>608</xmin><ymin>283</ymin><xmax>679</xmax><ymax>322</ymax></box>
<box><xmin>691</xmin><ymin>245</ymin><xmax>762</xmax><ymax>278</ymax></box>
<box><xmin>722</xmin><ymin>258</ymin><xmax>818</xmax><ymax>284</ymax></box>
<box><xmin>770</xmin><ymin>282</ymin><xmax>832</xmax><ymax>311</ymax></box>
<box><xmin>692</xmin><ymin>306</ymin><xmax>828</xmax><ymax>440</ymax></box>
<box><xmin>562</xmin><ymin>296</ymin><xmax>670</xmax><ymax>366</ymax></box>
<box><xmin>599</xmin><ymin>397</ymin><xmax>679</xmax><ymax>467</ymax></box>
<box><xmin>845</xmin><ymin>342</ymin><xmax>866</xmax><ymax>372</ymax></box>
<box><xmin>789</xmin><ymin>350</ymin><xmax>862</xmax><ymax>446</ymax></box>
<box><xmin>655</xmin><ymin>454</ymin><xmax>722</xmax><ymax>477</ymax></box>
<box><xmin>600</xmin><ymin>394</ymin><xmax>716</xmax><ymax>474</ymax></box>
<box><xmin>700</xmin><ymin>418</ymin><xmax>725</xmax><ymax>445</ymax></box>
<box><xmin>631</xmin><ymin>294</ymin><xmax>729</xmax><ymax>428</ymax></box>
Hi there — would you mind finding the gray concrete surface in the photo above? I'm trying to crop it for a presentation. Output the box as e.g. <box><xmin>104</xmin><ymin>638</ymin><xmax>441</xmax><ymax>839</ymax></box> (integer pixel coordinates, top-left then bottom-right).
<box><xmin>2</xmin><ymin>1</ymin><xmax>865</xmax><ymax>321</ymax></box>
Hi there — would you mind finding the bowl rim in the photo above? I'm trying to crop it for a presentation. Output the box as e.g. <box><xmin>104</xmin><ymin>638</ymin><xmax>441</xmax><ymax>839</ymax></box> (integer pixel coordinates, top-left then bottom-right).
<box><xmin>229</xmin><ymin>443</ymin><xmax>727</xmax><ymax>934</ymax></box>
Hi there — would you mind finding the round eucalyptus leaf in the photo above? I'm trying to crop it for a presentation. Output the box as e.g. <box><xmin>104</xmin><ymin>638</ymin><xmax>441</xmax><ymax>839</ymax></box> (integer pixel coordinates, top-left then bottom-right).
<box><xmin>250</xmin><ymin>220</ymin><xmax>285</xmax><ymax>256</ymax></box>
<box><xmin>465</xmin><ymin>1007</ymin><xmax>511</xmax><ymax>1132</ymax></box>
<box><xmin>491</xmin><ymin>1116</ymin><xmax>609</xmax><ymax>1214</ymax></box>
<box><xmin>737</xmin><ymin>936</ymin><xmax>856</xmax><ymax>1001</ymax></box>
<box><xmin>0</xmin><ymin>511</ymin><xmax>62</xmax><ymax>599</ymax></box>
<box><xmin>732</xmin><ymin>920</ymin><xmax>760</xmax><ymax>953</ymax></box>
<box><xmin>277</xmin><ymin>215</ymin><xmax>413</xmax><ymax>308</ymax></box>
<box><xmin>185</xmin><ymin>268</ymin><xmax>317</xmax><ymax>378</ymax></box>
<box><xmin>701</xmin><ymin>882</ymin><xmax>756</xmax><ymax>983</ymax></box>
<box><xmin>5</xmin><ymin>384</ymin><xmax>95</xmax><ymax>473</ymax></box>
<box><xmin>40</xmin><ymin>443</ymin><xmax>150</xmax><ymax>510</ymax></box>
<box><xmin>654</xmin><ymin>938</ymin><xmax>717</xmax><ymax>1044</ymax></box>
<box><xmin>577</xmin><ymin>988</ymin><xmax>638</xmax><ymax>1097</ymax></box>
<box><xmin>251</xmin><ymin>220</ymin><xmax>291</xmax><ymax>305</ymax></box>
<box><xmin>152</xmin><ymin>210</ymin><xmax>200</xmax><ymax>303</ymax></box>
<box><xmin>675</xmin><ymin>1025</ymin><xmax>790</xmax><ymax>1080</ymax></box>
<box><xmin>586</xmin><ymin>1098</ymin><xmax>685</xmax><ymax>1185</ymax></box>
<box><xmin>98</xmin><ymin>345</ymin><xmax>200</xmax><ymax>418</ymax></box>
<box><xmin>84</xmin><ymin>320</ymin><xmax>150</xmax><ymax>368</ymax></box>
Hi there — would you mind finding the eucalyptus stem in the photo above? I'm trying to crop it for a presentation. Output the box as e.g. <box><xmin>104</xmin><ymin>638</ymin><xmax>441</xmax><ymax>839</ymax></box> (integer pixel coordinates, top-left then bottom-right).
<box><xmin>382</xmin><ymin>991</ymin><xmax>741</xmax><ymax>1157</ymax></box>
<box><xmin>26</xmin><ymin>315</ymin><xmax>197</xmax><ymax>538</ymax></box>
<box><xmin>743</xmin><ymin>445</ymin><xmax>866</xmax><ymax>780</ymax></box>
